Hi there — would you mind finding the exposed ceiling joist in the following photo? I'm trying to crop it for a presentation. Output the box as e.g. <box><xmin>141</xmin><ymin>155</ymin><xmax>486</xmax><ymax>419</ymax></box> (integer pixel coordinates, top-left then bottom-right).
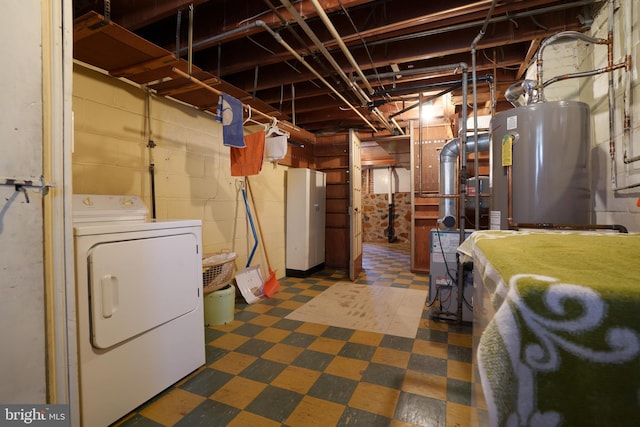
<box><xmin>72</xmin><ymin>0</ymin><xmax>604</xmax><ymax>164</ymax></box>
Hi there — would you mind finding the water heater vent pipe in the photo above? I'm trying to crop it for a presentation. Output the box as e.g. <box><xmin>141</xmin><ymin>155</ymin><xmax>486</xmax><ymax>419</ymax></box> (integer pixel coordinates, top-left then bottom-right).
<box><xmin>438</xmin><ymin>135</ymin><xmax>491</xmax><ymax>229</ymax></box>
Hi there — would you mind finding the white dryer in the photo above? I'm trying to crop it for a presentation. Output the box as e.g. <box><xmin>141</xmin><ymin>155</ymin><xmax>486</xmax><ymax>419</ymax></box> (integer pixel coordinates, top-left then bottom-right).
<box><xmin>72</xmin><ymin>195</ymin><xmax>205</xmax><ymax>426</ymax></box>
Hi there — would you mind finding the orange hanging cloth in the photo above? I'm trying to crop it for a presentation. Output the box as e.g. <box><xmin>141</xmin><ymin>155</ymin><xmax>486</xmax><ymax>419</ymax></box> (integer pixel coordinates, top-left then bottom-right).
<box><xmin>231</xmin><ymin>130</ymin><xmax>265</xmax><ymax>176</ymax></box>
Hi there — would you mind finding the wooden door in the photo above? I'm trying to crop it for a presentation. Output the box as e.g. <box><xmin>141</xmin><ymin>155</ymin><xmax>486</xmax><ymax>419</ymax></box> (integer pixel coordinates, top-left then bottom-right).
<box><xmin>348</xmin><ymin>129</ymin><xmax>363</xmax><ymax>281</ymax></box>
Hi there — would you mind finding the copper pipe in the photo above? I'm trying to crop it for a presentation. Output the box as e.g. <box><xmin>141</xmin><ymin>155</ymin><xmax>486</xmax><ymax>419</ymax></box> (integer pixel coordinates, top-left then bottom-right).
<box><xmin>507</xmin><ymin>165</ymin><xmax>514</xmax><ymax>228</ymax></box>
<box><xmin>535</xmin><ymin>31</ymin><xmax>607</xmax><ymax>102</ymax></box>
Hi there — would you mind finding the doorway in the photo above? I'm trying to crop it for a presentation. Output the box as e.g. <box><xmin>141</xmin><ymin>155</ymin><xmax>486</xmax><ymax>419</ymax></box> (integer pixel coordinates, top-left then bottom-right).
<box><xmin>361</xmin><ymin>179</ymin><xmax>412</xmax><ymax>277</ymax></box>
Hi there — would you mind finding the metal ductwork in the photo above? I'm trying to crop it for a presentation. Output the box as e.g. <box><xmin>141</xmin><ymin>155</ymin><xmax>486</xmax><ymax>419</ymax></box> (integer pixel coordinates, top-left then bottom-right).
<box><xmin>439</xmin><ymin>134</ymin><xmax>490</xmax><ymax>228</ymax></box>
<box><xmin>505</xmin><ymin>79</ymin><xmax>536</xmax><ymax>107</ymax></box>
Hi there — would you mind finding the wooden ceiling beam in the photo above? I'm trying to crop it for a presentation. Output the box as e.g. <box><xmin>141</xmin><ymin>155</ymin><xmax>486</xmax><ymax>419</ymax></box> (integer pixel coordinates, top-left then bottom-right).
<box><xmin>110</xmin><ymin>0</ymin><xmax>209</xmax><ymax>30</ymax></box>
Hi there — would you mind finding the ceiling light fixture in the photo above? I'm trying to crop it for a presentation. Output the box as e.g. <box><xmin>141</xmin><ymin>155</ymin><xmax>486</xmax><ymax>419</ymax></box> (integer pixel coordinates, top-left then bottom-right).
<box><xmin>421</xmin><ymin>102</ymin><xmax>437</xmax><ymax>121</ymax></box>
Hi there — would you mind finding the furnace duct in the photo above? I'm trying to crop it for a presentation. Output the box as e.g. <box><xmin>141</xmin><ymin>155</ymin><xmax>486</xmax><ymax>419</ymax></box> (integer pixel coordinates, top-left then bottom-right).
<box><xmin>439</xmin><ymin>135</ymin><xmax>490</xmax><ymax>228</ymax></box>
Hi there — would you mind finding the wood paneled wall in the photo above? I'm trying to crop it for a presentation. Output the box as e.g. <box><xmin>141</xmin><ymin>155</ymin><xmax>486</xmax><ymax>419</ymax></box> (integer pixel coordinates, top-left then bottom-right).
<box><xmin>314</xmin><ymin>125</ymin><xmax>487</xmax><ymax>272</ymax></box>
<box><xmin>315</xmin><ymin>133</ymin><xmax>351</xmax><ymax>268</ymax></box>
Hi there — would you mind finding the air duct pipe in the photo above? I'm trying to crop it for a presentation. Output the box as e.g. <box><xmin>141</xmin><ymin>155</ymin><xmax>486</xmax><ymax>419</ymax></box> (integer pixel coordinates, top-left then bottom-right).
<box><xmin>438</xmin><ymin>135</ymin><xmax>490</xmax><ymax>229</ymax></box>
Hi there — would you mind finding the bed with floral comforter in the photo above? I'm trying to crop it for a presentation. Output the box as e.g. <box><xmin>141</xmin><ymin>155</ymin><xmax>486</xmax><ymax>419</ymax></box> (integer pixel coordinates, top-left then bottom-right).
<box><xmin>458</xmin><ymin>230</ymin><xmax>640</xmax><ymax>427</ymax></box>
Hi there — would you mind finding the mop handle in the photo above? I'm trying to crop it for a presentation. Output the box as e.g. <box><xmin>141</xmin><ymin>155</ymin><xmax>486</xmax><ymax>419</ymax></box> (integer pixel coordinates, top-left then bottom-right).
<box><xmin>241</xmin><ymin>187</ymin><xmax>258</xmax><ymax>268</ymax></box>
<box><xmin>246</xmin><ymin>177</ymin><xmax>272</xmax><ymax>270</ymax></box>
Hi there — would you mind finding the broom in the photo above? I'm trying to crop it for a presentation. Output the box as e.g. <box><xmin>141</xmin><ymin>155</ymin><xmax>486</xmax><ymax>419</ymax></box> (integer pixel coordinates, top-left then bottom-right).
<box><xmin>246</xmin><ymin>177</ymin><xmax>280</xmax><ymax>297</ymax></box>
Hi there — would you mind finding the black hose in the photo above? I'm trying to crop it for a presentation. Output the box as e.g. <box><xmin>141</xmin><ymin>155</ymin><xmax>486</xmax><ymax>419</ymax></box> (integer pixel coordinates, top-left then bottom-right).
<box><xmin>387</xmin><ymin>197</ymin><xmax>397</xmax><ymax>243</ymax></box>
<box><xmin>149</xmin><ymin>162</ymin><xmax>156</xmax><ymax>219</ymax></box>
<box><xmin>147</xmin><ymin>138</ymin><xmax>157</xmax><ymax>219</ymax></box>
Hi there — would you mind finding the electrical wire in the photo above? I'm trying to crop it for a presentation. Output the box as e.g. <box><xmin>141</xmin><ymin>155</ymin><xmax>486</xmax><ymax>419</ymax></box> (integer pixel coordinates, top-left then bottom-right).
<box><xmin>440</xmin><ymin>285</ymin><xmax>452</xmax><ymax>307</ymax></box>
<box><xmin>261</xmin><ymin>0</ymin><xmax>337</xmax><ymax>87</ymax></box>
<box><xmin>337</xmin><ymin>0</ymin><xmax>385</xmax><ymax>91</ymax></box>
<box><xmin>529</xmin><ymin>14</ymin><xmax>549</xmax><ymax>31</ymax></box>
<box><xmin>425</xmin><ymin>230</ymin><xmax>459</xmax><ymax>318</ymax></box>
<box><xmin>463</xmin><ymin>294</ymin><xmax>473</xmax><ymax>310</ymax></box>
<box><xmin>435</xmin><ymin>230</ymin><xmax>458</xmax><ymax>285</ymax></box>
<box><xmin>482</xmin><ymin>49</ymin><xmax>521</xmax><ymax>71</ymax></box>
<box><xmin>434</xmin><ymin>286</ymin><xmax>457</xmax><ymax>320</ymax></box>
<box><xmin>425</xmin><ymin>286</ymin><xmax>441</xmax><ymax>307</ymax></box>
<box><xmin>246</xmin><ymin>36</ymin><xmax>303</xmax><ymax>75</ymax></box>
<box><xmin>432</xmin><ymin>230</ymin><xmax>477</xmax><ymax>320</ymax></box>
<box><xmin>426</xmin><ymin>232</ymin><xmax>458</xmax><ymax>309</ymax></box>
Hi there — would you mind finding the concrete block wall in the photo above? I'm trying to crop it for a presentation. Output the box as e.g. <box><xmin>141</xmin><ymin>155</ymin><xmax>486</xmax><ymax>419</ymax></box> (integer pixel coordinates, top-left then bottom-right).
<box><xmin>589</xmin><ymin>0</ymin><xmax>640</xmax><ymax>231</ymax></box>
<box><xmin>521</xmin><ymin>1</ymin><xmax>640</xmax><ymax>232</ymax></box>
<box><xmin>525</xmin><ymin>39</ymin><xmax>585</xmax><ymax>102</ymax></box>
<box><xmin>72</xmin><ymin>64</ymin><xmax>287</xmax><ymax>275</ymax></box>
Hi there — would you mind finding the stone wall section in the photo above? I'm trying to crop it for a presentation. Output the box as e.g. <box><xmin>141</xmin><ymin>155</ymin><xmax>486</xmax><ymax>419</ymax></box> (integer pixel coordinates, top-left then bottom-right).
<box><xmin>363</xmin><ymin>192</ymin><xmax>411</xmax><ymax>243</ymax></box>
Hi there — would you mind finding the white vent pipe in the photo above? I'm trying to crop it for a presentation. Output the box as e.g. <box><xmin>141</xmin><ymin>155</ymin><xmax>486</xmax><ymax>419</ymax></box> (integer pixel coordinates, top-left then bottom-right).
<box><xmin>279</xmin><ymin>0</ymin><xmax>394</xmax><ymax>132</ymax></box>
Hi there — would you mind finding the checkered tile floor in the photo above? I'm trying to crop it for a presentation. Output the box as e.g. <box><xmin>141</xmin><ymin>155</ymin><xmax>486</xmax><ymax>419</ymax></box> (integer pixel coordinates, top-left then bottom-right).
<box><xmin>114</xmin><ymin>242</ymin><xmax>473</xmax><ymax>427</ymax></box>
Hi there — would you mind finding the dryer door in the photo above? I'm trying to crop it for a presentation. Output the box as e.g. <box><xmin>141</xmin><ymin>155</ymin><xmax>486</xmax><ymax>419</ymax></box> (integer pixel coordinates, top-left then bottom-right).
<box><xmin>88</xmin><ymin>232</ymin><xmax>200</xmax><ymax>349</ymax></box>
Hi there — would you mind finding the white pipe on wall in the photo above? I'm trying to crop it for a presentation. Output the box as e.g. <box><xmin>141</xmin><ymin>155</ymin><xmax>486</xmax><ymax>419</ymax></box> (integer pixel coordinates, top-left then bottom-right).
<box><xmin>278</xmin><ymin>0</ymin><xmax>394</xmax><ymax>132</ymax></box>
<box><xmin>622</xmin><ymin>0</ymin><xmax>636</xmax><ymax>165</ymax></box>
<box><xmin>264</xmin><ymin>26</ymin><xmax>378</xmax><ymax>131</ymax></box>
<box><xmin>608</xmin><ymin>0</ymin><xmax>616</xmax><ymax>188</ymax></box>
<box><xmin>309</xmin><ymin>0</ymin><xmax>374</xmax><ymax>96</ymax></box>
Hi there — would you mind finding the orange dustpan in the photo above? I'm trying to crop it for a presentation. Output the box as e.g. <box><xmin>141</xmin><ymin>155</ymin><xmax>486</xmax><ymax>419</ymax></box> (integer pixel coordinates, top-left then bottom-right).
<box><xmin>246</xmin><ymin>177</ymin><xmax>280</xmax><ymax>297</ymax></box>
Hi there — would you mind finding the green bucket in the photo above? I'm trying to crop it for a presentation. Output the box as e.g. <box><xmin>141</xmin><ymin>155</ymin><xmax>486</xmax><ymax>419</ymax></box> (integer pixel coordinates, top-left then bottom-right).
<box><xmin>204</xmin><ymin>284</ymin><xmax>235</xmax><ymax>326</ymax></box>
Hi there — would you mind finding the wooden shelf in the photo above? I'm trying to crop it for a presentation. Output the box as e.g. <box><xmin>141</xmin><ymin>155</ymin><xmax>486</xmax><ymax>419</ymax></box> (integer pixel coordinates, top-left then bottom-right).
<box><xmin>414</xmin><ymin>196</ymin><xmax>440</xmax><ymax>206</ymax></box>
<box><xmin>414</xmin><ymin>212</ymin><xmax>439</xmax><ymax>220</ymax></box>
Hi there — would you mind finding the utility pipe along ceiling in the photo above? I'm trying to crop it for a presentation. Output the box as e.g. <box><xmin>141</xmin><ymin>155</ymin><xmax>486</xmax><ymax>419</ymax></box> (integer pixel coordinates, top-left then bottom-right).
<box><xmin>72</xmin><ymin>0</ymin><xmax>603</xmax><ymax>137</ymax></box>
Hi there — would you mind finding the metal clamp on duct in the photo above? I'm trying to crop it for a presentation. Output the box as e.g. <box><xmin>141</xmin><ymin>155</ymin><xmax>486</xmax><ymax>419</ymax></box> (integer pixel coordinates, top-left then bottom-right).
<box><xmin>504</xmin><ymin>80</ymin><xmax>536</xmax><ymax>107</ymax></box>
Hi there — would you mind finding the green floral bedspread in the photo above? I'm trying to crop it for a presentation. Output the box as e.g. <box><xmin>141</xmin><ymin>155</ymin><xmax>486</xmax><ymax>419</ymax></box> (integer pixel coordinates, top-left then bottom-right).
<box><xmin>458</xmin><ymin>230</ymin><xmax>640</xmax><ymax>427</ymax></box>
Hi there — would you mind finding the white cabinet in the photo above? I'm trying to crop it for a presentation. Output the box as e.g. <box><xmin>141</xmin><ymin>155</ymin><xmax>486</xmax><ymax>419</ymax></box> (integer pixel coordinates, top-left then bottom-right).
<box><xmin>286</xmin><ymin>168</ymin><xmax>326</xmax><ymax>276</ymax></box>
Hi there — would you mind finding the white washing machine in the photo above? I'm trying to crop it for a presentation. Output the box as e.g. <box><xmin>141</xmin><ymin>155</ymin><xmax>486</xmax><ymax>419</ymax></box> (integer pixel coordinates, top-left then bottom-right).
<box><xmin>72</xmin><ymin>194</ymin><xmax>205</xmax><ymax>426</ymax></box>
